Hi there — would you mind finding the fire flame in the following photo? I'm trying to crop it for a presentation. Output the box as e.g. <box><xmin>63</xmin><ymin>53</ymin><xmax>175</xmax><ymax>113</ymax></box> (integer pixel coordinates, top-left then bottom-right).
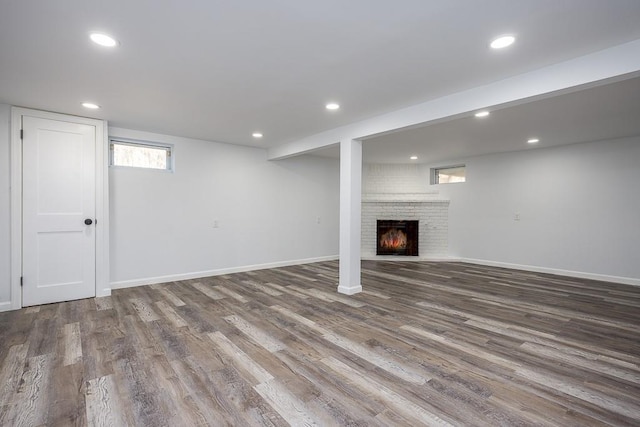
<box><xmin>380</xmin><ymin>228</ymin><xmax>407</xmax><ymax>250</ymax></box>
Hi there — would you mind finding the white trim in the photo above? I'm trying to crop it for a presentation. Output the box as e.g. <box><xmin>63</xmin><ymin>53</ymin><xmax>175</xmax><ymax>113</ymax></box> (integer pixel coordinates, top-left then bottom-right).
<box><xmin>9</xmin><ymin>108</ymin><xmax>22</xmax><ymax>310</ymax></box>
<box><xmin>362</xmin><ymin>197</ymin><xmax>449</xmax><ymax>203</ymax></box>
<box><xmin>0</xmin><ymin>301</ymin><xmax>12</xmax><ymax>313</ymax></box>
<box><xmin>96</xmin><ymin>123</ymin><xmax>110</xmax><ymax>297</ymax></box>
<box><xmin>337</xmin><ymin>284</ymin><xmax>362</xmax><ymax>295</ymax></box>
<box><xmin>10</xmin><ymin>107</ymin><xmax>110</xmax><ymax>310</ymax></box>
<box><xmin>460</xmin><ymin>258</ymin><xmax>640</xmax><ymax>287</ymax></box>
<box><xmin>110</xmin><ymin>255</ymin><xmax>339</xmax><ymax>290</ymax></box>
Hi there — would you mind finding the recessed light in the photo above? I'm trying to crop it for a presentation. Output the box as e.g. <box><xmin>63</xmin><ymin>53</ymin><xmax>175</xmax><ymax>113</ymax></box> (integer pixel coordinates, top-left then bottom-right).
<box><xmin>326</xmin><ymin>103</ymin><xmax>340</xmax><ymax>110</ymax></box>
<box><xmin>90</xmin><ymin>32</ymin><xmax>118</xmax><ymax>47</ymax></box>
<box><xmin>252</xmin><ymin>132</ymin><xmax>263</xmax><ymax>138</ymax></box>
<box><xmin>410</xmin><ymin>156</ymin><xmax>418</xmax><ymax>160</ymax></box>
<box><xmin>527</xmin><ymin>138</ymin><xmax>539</xmax><ymax>144</ymax></box>
<box><xmin>490</xmin><ymin>35</ymin><xmax>515</xmax><ymax>49</ymax></box>
<box><xmin>475</xmin><ymin>111</ymin><xmax>490</xmax><ymax>118</ymax></box>
<box><xmin>81</xmin><ymin>102</ymin><xmax>100</xmax><ymax>109</ymax></box>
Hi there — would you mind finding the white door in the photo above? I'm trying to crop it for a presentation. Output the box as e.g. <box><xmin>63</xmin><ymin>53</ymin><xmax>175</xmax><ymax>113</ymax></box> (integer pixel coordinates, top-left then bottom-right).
<box><xmin>22</xmin><ymin>116</ymin><xmax>97</xmax><ymax>306</ymax></box>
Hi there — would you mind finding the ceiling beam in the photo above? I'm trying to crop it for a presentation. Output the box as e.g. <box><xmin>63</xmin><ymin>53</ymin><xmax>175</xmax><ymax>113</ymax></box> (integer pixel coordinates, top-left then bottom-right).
<box><xmin>268</xmin><ymin>38</ymin><xmax>640</xmax><ymax>160</ymax></box>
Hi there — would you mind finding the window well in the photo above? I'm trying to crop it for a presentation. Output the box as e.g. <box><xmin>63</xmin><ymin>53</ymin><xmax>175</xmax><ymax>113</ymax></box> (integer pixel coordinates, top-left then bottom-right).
<box><xmin>432</xmin><ymin>165</ymin><xmax>465</xmax><ymax>184</ymax></box>
<box><xmin>110</xmin><ymin>139</ymin><xmax>173</xmax><ymax>171</ymax></box>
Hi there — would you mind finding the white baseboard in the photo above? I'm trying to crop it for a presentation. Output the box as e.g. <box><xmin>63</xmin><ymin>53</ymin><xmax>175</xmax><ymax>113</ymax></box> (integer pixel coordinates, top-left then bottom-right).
<box><xmin>0</xmin><ymin>301</ymin><xmax>13</xmax><ymax>312</ymax></box>
<box><xmin>459</xmin><ymin>258</ymin><xmax>640</xmax><ymax>287</ymax></box>
<box><xmin>110</xmin><ymin>255</ymin><xmax>339</xmax><ymax>290</ymax></box>
<box><xmin>109</xmin><ymin>254</ymin><xmax>640</xmax><ymax>291</ymax></box>
<box><xmin>338</xmin><ymin>284</ymin><xmax>363</xmax><ymax>295</ymax></box>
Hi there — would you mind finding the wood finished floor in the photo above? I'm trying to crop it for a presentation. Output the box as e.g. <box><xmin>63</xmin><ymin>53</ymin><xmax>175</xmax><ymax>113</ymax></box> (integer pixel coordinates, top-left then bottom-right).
<box><xmin>1</xmin><ymin>261</ymin><xmax>640</xmax><ymax>426</ymax></box>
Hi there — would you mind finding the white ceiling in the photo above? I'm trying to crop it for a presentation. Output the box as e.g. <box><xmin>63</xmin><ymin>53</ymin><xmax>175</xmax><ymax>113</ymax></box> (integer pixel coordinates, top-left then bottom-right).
<box><xmin>1</xmin><ymin>1</ymin><xmax>640</xmax><ymax>157</ymax></box>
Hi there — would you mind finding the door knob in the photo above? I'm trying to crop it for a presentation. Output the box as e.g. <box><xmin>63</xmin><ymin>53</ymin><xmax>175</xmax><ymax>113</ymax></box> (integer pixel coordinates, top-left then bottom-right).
<box><xmin>84</xmin><ymin>218</ymin><xmax>93</xmax><ymax>225</ymax></box>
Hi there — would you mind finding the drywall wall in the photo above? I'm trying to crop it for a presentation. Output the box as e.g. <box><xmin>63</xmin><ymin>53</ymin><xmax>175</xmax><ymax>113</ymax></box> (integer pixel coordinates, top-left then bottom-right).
<box><xmin>443</xmin><ymin>136</ymin><xmax>640</xmax><ymax>282</ymax></box>
<box><xmin>0</xmin><ymin>104</ymin><xmax>10</xmax><ymax>308</ymax></box>
<box><xmin>364</xmin><ymin>136</ymin><xmax>640</xmax><ymax>283</ymax></box>
<box><xmin>109</xmin><ymin>127</ymin><xmax>339</xmax><ymax>287</ymax></box>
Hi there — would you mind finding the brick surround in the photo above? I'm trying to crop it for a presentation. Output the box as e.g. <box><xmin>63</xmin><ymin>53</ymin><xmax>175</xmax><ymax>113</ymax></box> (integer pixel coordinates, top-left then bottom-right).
<box><xmin>362</xmin><ymin>194</ymin><xmax>450</xmax><ymax>258</ymax></box>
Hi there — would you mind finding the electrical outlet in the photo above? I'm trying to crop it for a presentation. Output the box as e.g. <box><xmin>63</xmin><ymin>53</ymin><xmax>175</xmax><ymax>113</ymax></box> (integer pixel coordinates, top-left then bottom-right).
<box><xmin>514</xmin><ymin>213</ymin><xmax>520</xmax><ymax>221</ymax></box>
<box><xmin>213</xmin><ymin>219</ymin><xmax>219</xmax><ymax>228</ymax></box>
<box><xmin>316</xmin><ymin>216</ymin><xmax>321</xmax><ymax>224</ymax></box>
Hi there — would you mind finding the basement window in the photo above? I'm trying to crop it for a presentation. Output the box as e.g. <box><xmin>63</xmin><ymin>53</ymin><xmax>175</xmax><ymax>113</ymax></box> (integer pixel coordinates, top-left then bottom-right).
<box><xmin>432</xmin><ymin>165</ymin><xmax>466</xmax><ymax>184</ymax></box>
<box><xmin>109</xmin><ymin>139</ymin><xmax>173</xmax><ymax>171</ymax></box>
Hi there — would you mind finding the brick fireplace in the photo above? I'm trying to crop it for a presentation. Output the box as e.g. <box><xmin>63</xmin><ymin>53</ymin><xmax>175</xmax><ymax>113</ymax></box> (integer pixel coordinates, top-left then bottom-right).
<box><xmin>362</xmin><ymin>193</ymin><xmax>449</xmax><ymax>258</ymax></box>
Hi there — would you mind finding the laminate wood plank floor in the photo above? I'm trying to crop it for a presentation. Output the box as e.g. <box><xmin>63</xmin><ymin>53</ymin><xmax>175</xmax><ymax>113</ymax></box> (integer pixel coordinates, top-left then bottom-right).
<box><xmin>1</xmin><ymin>261</ymin><xmax>639</xmax><ymax>426</ymax></box>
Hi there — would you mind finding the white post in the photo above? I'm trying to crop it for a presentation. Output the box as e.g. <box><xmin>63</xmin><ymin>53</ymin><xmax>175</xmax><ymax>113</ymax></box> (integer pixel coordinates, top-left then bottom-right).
<box><xmin>338</xmin><ymin>139</ymin><xmax>362</xmax><ymax>295</ymax></box>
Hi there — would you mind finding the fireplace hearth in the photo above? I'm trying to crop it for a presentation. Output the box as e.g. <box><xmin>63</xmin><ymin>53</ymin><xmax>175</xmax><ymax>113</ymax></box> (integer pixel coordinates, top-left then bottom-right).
<box><xmin>376</xmin><ymin>220</ymin><xmax>419</xmax><ymax>256</ymax></box>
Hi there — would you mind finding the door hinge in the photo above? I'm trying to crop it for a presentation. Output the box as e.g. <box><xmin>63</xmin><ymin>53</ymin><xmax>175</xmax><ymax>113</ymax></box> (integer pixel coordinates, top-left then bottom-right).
<box><xmin>20</xmin><ymin>276</ymin><xmax>23</xmax><ymax>287</ymax></box>
<box><xmin>20</xmin><ymin>129</ymin><xmax>23</xmax><ymax>140</ymax></box>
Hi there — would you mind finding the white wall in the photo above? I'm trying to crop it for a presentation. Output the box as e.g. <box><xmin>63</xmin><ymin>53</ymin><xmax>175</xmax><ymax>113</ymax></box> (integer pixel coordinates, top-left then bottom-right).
<box><xmin>0</xmin><ymin>104</ymin><xmax>11</xmax><ymax>307</ymax></box>
<box><xmin>364</xmin><ymin>137</ymin><xmax>640</xmax><ymax>283</ymax></box>
<box><xmin>443</xmin><ymin>137</ymin><xmax>640</xmax><ymax>282</ymax></box>
<box><xmin>109</xmin><ymin>128</ymin><xmax>339</xmax><ymax>287</ymax></box>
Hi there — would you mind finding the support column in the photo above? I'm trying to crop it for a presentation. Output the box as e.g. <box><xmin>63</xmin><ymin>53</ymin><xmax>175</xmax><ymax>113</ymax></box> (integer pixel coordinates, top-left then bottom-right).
<box><xmin>338</xmin><ymin>139</ymin><xmax>362</xmax><ymax>295</ymax></box>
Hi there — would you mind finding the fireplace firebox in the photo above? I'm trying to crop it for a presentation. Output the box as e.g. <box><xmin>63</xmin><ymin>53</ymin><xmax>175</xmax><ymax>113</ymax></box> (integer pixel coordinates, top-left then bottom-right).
<box><xmin>376</xmin><ymin>220</ymin><xmax>419</xmax><ymax>256</ymax></box>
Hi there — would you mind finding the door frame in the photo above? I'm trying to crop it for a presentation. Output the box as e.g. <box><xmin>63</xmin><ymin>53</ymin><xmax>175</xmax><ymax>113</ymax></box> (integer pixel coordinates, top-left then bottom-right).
<box><xmin>10</xmin><ymin>107</ymin><xmax>110</xmax><ymax>310</ymax></box>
